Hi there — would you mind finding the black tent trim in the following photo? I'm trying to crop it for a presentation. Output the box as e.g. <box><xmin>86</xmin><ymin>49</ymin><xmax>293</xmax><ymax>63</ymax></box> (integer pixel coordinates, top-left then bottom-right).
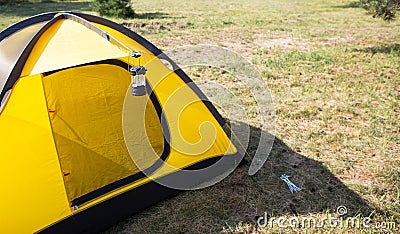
<box><xmin>0</xmin><ymin>11</ymin><xmax>226</xmax><ymax>128</ymax></box>
<box><xmin>0</xmin><ymin>12</ymin><xmax>241</xmax><ymax>233</ymax></box>
<box><xmin>0</xmin><ymin>12</ymin><xmax>55</xmax><ymax>41</ymax></box>
<box><xmin>38</xmin><ymin>155</ymin><xmax>243</xmax><ymax>233</ymax></box>
<box><xmin>0</xmin><ymin>13</ymin><xmax>64</xmax><ymax>101</ymax></box>
<box><xmin>74</xmin><ymin>12</ymin><xmax>227</xmax><ymax>127</ymax></box>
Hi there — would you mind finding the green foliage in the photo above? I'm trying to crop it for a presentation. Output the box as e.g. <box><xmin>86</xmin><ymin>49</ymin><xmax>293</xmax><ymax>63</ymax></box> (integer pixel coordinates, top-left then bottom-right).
<box><xmin>360</xmin><ymin>0</ymin><xmax>400</xmax><ymax>21</ymax></box>
<box><xmin>92</xmin><ymin>0</ymin><xmax>135</xmax><ymax>19</ymax></box>
<box><xmin>0</xmin><ymin>0</ymin><xmax>27</xmax><ymax>3</ymax></box>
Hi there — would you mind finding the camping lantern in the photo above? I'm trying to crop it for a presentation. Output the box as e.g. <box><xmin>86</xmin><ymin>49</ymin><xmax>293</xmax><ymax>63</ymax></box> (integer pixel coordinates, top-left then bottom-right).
<box><xmin>0</xmin><ymin>11</ymin><xmax>241</xmax><ymax>234</ymax></box>
<box><xmin>130</xmin><ymin>65</ymin><xmax>147</xmax><ymax>96</ymax></box>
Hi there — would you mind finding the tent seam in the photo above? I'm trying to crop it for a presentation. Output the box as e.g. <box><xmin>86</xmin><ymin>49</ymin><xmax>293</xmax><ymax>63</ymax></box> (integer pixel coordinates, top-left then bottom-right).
<box><xmin>39</xmin><ymin>73</ymin><xmax>73</xmax><ymax>210</ymax></box>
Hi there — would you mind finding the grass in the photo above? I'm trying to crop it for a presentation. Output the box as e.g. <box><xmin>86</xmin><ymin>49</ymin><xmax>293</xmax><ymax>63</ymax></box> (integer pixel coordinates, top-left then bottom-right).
<box><xmin>1</xmin><ymin>0</ymin><xmax>399</xmax><ymax>233</ymax></box>
<box><xmin>0</xmin><ymin>1</ymin><xmax>92</xmax><ymax>29</ymax></box>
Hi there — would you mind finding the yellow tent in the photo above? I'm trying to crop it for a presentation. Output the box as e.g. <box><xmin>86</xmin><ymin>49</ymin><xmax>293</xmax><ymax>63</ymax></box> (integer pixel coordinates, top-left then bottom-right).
<box><xmin>0</xmin><ymin>12</ymin><xmax>239</xmax><ymax>233</ymax></box>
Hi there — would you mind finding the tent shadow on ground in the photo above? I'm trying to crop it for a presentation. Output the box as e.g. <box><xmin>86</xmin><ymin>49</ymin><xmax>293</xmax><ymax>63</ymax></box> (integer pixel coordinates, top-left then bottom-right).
<box><xmin>353</xmin><ymin>44</ymin><xmax>400</xmax><ymax>56</ymax></box>
<box><xmin>230</xmin><ymin>121</ymin><xmax>375</xmax><ymax>217</ymax></box>
<box><xmin>104</xmin><ymin>121</ymin><xmax>377</xmax><ymax>233</ymax></box>
<box><xmin>0</xmin><ymin>1</ymin><xmax>91</xmax><ymax>17</ymax></box>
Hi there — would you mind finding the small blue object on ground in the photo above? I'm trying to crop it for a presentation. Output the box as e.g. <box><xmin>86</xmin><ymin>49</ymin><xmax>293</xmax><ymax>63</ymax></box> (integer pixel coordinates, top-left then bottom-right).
<box><xmin>280</xmin><ymin>174</ymin><xmax>301</xmax><ymax>194</ymax></box>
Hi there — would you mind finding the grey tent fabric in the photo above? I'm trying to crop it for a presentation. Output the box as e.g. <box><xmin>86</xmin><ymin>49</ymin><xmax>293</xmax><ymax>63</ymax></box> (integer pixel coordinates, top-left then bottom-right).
<box><xmin>0</xmin><ymin>22</ymin><xmax>47</xmax><ymax>94</ymax></box>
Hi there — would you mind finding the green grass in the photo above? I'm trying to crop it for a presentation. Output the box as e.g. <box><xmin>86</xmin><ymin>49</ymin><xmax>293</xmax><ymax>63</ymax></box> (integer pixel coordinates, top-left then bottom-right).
<box><xmin>0</xmin><ymin>1</ymin><xmax>92</xmax><ymax>29</ymax></box>
<box><xmin>1</xmin><ymin>0</ymin><xmax>399</xmax><ymax>233</ymax></box>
